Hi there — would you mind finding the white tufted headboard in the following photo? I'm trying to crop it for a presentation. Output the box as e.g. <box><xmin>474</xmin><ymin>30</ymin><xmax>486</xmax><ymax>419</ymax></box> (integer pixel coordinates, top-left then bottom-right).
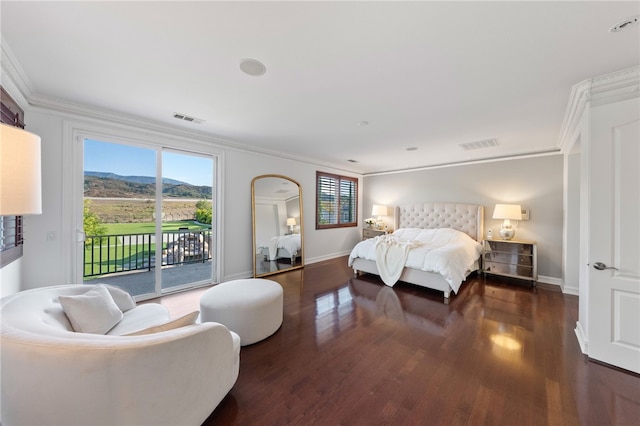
<box><xmin>394</xmin><ymin>203</ymin><xmax>484</xmax><ymax>241</ymax></box>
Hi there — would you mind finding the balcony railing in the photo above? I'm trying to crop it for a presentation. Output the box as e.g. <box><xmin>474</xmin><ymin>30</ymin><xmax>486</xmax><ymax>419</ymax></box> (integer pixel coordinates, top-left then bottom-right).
<box><xmin>84</xmin><ymin>229</ymin><xmax>212</xmax><ymax>278</ymax></box>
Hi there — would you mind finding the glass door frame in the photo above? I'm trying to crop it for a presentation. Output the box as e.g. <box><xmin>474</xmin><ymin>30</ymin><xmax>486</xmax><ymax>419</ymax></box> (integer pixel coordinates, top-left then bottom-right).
<box><xmin>64</xmin><ymin>121</ymin><xmax>222</xmax><ymax>301</ymax></box>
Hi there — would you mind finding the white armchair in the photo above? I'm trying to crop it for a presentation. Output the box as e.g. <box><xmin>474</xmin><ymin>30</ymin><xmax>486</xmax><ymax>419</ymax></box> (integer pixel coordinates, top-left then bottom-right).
<box><xmin>0</xmin><ymin>285</ymin><xmax>240</xmax><ymax>426</ymax></box>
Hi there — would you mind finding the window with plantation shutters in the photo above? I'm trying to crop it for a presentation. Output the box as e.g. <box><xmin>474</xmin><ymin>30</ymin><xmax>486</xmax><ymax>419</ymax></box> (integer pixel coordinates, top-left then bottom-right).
<box><xmin>316</xmin><ymin>171</ymin><xmax>358</xmax><ymax>229</ymax></box>
<box><xmin>0</xmin><ymin>87</ymin><xmax>26</xmax><ymax>267</ymax></box>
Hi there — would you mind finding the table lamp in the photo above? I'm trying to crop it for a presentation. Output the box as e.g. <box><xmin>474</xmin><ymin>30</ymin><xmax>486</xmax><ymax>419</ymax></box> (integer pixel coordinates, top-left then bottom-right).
<box><xmin>492</xmin><ymin>204</ymin><xmax>522</xmax><ymax>240</ymax></box>
<box><xmin>0</xmin><ymin>123</ymin><xmax>42</xmax><ymax>215</ymax></box>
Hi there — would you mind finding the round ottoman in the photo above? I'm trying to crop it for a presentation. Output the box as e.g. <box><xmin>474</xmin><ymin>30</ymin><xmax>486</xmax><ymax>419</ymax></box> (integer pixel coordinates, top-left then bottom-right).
<box><xmin>200</xmin><ymin>278</ymin><xmax>283</xmax><ymax>346</ymax></box>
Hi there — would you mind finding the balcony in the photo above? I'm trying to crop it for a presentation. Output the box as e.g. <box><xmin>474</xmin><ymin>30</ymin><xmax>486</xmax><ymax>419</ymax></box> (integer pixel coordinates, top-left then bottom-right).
<box><xmin>83</xmin><ymin>229</ymin><xmax>213</xmax><ymax>297</ymax></box>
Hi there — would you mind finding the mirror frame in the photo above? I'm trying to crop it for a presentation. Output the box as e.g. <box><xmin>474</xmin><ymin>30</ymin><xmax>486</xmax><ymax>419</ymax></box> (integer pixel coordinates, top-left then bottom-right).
<box><xmin>251</xmin><ymin>174</ymin><xmax>304</xmax><ymax>277</ymax></box>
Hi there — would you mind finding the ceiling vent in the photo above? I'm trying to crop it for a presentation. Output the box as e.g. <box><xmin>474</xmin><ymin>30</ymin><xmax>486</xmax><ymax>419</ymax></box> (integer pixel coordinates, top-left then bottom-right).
<box><xmin>173</xmin><ymin>113</ymin><xmax>205</xmax><ymax>124</ymax></box>
<box><xmin>459</xmin><ymin>139</ymin><xmax>498</xmax><ymax>151</ymax></box>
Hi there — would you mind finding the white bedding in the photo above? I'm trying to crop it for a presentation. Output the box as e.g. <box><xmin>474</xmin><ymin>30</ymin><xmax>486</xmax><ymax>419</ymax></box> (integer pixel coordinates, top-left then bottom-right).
<box><xmin>258</xmin><ymin>234</ymin><xmax>301</xmax><ymax>260</ymax></box>
<box><xmin>348</xmin><ymin>228</ymin><xmax>483</xmax><ymax>293</ymax></box>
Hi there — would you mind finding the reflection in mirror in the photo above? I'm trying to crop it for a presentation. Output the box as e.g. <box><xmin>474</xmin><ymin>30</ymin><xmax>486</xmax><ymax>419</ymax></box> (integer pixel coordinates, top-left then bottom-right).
<box><xmin>252</xmin><ymin>175</ymin><xmax>304</xmax><ymax>277</ymax></box>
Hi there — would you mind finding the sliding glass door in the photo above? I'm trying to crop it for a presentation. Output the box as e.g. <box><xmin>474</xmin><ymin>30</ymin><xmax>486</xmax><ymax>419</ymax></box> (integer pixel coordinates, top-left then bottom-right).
<box><xmin>80</xmin><ymin>138</ymin><xmax>216</xmax><ymax>299</ymax></box>
<box><xmin>160</xmin><ymin>150</ymin><xmax>214</xmax><ymax>292</ymax></box>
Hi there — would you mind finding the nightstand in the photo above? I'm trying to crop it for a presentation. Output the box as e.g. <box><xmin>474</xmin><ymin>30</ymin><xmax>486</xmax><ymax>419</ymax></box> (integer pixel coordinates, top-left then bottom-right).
<box><xmin>482</xmin><ymin>239</ymin><xmax>537</xmax><ymax>285</ymax></box>
<box><xmin>363</xmin><ymin>228</ymin><xmax>386</xmax><ymax>240</ymax></box>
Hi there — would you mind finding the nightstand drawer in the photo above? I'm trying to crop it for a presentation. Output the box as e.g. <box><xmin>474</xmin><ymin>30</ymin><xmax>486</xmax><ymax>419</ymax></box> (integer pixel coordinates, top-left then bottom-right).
<box><xmin>484</xmin><ymin>261</ymin><xmax>534</xmax><ymax>279</ymax></box>
<box><xmin>484</xmin><ymin>252</ymin><xmax>533</xmax><ymax>267</ymax></box>
<box><xmin>363</xmin><ymin>228</ymin><xmax>386</xmax><ymax>239</ymax></box>
<box><xmin>488</xmin><ymin>241</ymin><xmax>533</xmax><ymax>255</ymax></box>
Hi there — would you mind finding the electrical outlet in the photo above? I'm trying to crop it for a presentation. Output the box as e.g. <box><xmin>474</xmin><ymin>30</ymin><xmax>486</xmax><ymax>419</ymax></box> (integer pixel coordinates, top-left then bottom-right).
<box><xmin>47</xmin><ymin>231</ymin><xmax>56</xmax><ymax>241</ymax></box>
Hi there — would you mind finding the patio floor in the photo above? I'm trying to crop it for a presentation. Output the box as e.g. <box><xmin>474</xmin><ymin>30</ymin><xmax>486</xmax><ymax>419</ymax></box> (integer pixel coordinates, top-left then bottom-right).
<box><xmin>84</xmin><ymin>261</ymin><xmax>214</xmax><ymax>297</ymax></box>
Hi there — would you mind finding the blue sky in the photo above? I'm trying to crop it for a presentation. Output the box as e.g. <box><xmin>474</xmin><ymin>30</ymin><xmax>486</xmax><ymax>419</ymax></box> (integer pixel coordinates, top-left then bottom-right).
<box><xmin>84</xmin><ymin>139</ymin><xmax>213</xmax><ymax>186</ymax></box>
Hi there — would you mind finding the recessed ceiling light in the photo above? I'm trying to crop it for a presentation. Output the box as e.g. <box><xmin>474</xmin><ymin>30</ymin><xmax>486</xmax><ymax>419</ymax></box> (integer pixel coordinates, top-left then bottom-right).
<box><xmin>610</xmin><ymin>15</ymin><xmax>639</xmax><ymax>32</ymax></box>
<box><xmin>240</xmin><ymin>58</ymin><xmax>266</xmax><ymax>76</ymax></box>
<box><xmin>406</xmin><ymin>147</ymin><xmax>418</xmax><ymax>151</ymax></box>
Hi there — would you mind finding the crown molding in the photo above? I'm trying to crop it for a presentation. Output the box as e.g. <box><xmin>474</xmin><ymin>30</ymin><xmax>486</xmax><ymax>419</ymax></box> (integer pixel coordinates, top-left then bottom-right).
<box><xmin>28</xmin><ymin>92</ymin><xmax>365</xmax><ymax>176</ymax></box>
<box><xmin>559</xmin><ymin>66</ymin><xmax>640</xmax><ymax>152</ymax></box>
<box><xmin>0</xmin><ymin>35</ymin><xmax>364</xmax><ymax>175</ymax></box>
<box><xmin>0</xmin><ymin>38</ymin><xmax>33</xmax><ymax>108</ymax></box>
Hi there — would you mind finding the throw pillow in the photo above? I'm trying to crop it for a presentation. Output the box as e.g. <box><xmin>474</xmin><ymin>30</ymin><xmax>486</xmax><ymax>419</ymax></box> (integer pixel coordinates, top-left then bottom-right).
<box><xmin>102</xmin><ymin>284</ymin><xmax>137</xmax><ymax>312</ymax></box>
<box><xmin>59</xmin><ymin>285</ymin><xmax>123</xmax><ymax>334</ymax></box>
<box><xmin>125</xmin><ymin>311</ymin><xmax>200</xmax><ymax>336</ymax></box>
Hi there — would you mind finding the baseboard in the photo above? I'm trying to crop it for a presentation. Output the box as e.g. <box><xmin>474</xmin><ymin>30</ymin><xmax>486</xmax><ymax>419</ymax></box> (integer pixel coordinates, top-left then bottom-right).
<box><xmin>574</xmin><ymin>321</ymin><xmax>588</xmax><ymax>354</ymax></box>
<box><xmin>562</xmin><ymin>284</ymin><xmax>579</xmax><ymax>296</ymax></box>
<box><xmin>305</xmin><ymin>250</ymin><xmax>351</xmax><ymax>265</ymax></box>
<box><xmin>536</xmin><ymin>275</ymin><xmax>581</xmax><ymax>296</ymax></box>
<box><xmin>223</xmin><ymin>271</ymin><xmax>253</xmax><ymax>282</ymax></box>
<box><xmin>537</xmin><ymin>275</ymin><xmax>561</xmax><ymax>286</ymax></box>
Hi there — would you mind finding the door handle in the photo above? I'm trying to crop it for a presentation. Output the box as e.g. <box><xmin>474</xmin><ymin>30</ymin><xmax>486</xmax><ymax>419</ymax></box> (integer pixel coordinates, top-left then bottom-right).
<box><xmin>593</xmin><ymin>262</ymin><xmax>618</xmax><ymax>271</ymax></box>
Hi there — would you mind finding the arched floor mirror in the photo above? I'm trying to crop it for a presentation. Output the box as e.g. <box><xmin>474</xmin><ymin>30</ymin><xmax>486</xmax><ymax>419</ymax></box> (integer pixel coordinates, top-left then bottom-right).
<box><xmin>252</xmin><ymin>175</ymin><xmax>304</xmax><ymax>277</ymax></box>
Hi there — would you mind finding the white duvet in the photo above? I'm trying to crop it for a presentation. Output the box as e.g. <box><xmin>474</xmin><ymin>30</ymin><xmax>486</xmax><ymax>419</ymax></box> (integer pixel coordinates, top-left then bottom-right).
<box><xmin>258</xmin><ymin>234</ymin><xmax>301</xmax><ymax>260</ymax></box>
<box><xmin>348</xmin><ymin>228</ymin><xmax>483</xmax><ymax>293</ymax></box>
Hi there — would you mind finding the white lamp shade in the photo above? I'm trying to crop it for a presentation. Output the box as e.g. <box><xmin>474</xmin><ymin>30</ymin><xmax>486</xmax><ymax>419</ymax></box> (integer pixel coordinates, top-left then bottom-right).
<box><xmin>286</xmin><ymin>218</ymin><xmax>296</xmax><ymax>226</ymax></box>
<box><xmin>0</xmin><ymin>123</ymin><xmax>42</xmax><ymax>215</ymax></box>
<box><xmin>371</xmin><ymin>204</ymin><xmax>388</xmax><ymax>217</ymax></box>
<box><xmin>492</xmin><ymin>204</ymin><xmax>522</xmax><ymax>221</ymax></box>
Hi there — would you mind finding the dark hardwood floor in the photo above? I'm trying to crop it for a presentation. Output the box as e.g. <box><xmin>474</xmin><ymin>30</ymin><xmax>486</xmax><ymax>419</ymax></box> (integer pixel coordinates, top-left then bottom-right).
<box><xmin>152</xmin><ymin>256</ymin><xmax>640</xmax><ymax>425</ymax></box>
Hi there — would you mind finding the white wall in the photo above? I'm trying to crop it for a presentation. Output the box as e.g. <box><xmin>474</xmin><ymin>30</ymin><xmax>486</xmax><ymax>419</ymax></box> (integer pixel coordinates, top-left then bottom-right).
<box><xmin>0</xmin><ymin>259</ymin><xmax>21</xmax><ymax>298</ymax></box>
<box><xmin>362</xmin><ymin>155</ymin><xmax>564</xmax><ymax>281</ymax></box>
<box><xmin>564</xmin><ymin>144</ymin><xmax>581</xmax><ymax>295</ymax></box>
<box><xmin>4</xmin><ymin>107</ymin><xmax>362</xmax><ymax>294</ymax></box>
<box><xmin>0</xmin><ymin>100</ymin><xmax>563</xmax><ymax>293</ymax></box>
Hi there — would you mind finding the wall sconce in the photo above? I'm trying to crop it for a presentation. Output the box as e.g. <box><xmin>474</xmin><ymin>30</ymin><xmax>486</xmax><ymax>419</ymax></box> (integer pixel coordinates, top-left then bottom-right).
<box><xmin>371</xmin><ymin>204</ymin><xmax>389</xmax><ymax>229</ymax></box>
<box><xmin>0</xmin><ymin>123</ymin><xmax>42</xmax><ymax>215</ymax></box>
<box><xmin>492</xmin><ymin>204</ymin><xmax>522</xmax><ymax>240</ymax></box>
<box><xmin>286</xmin><ymin>217</ymin><xmax>296</xmax><ymax>233</ymax></box>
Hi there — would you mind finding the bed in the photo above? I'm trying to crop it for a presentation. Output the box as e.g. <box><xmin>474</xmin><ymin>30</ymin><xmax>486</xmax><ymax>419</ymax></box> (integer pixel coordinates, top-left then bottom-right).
<box><xmin>257</xmin><ymin>233</ymin><xmax>301</xmax><ymax>263</ymax></box>
<box><xmin>348</xmin><ymin>203</ymin><xmax>484</xmax><ymax>304</ymax></box>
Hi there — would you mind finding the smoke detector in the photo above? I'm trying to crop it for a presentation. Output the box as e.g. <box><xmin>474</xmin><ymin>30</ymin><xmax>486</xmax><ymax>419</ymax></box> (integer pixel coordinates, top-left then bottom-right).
<box><xmin>610</xmin><ymin>15</ymin><xmax>639</xmax><ymax>32</ymax></box>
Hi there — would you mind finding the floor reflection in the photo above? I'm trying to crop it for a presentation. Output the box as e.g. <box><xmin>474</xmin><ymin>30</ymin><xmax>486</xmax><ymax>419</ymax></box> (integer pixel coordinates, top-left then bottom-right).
<box><xmin>347</xmin><ymin>277</ymin><xmax>461</xmax><ymax>335</ymax></box>
<box><xmin>255</xmin><ymin>254</ymin><xmax>302</xmax><ymax>276</ymax></box>
<box><xmin>195</xmin><ymin>256</ymin><xmax>640</xmax><ymax>425</ymax></box>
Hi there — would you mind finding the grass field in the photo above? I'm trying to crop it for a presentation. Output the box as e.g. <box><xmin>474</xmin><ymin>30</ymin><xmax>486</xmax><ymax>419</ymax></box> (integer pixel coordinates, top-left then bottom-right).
<box><xmin>85</xmin><ymin>242</ymin><xmax>154</xmax><ymax>277</ymax></box>
<box><xmin>102</xmin><ymin>220</ymin><xmax>210</xmax><ymax>235</ymax></box>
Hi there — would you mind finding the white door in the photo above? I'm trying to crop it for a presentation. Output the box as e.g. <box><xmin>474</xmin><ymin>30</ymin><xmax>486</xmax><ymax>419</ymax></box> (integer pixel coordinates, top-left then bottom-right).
<box><xmin>588</xmin><ymin>99</ymin><xmax>640</xmax><ymax>374</ymax></box>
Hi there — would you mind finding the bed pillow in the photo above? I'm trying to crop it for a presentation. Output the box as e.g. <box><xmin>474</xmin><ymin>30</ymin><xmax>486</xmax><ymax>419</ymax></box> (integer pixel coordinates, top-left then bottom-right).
<box><xmin>124</xmin><ymin>311</ymin><xmax>200</xmax><ymax>336</ymax></box>
<box><xmin>59</xmin><ymin>285</ymin><xmax>123</xmax><ymax>334</ymax></box>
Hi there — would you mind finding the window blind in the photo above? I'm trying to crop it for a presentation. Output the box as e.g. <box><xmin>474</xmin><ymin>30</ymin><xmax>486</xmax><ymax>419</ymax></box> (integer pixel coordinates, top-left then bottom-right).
<box><xmin>316</xmin><ymin>171</ymin><xmax>357</xmax><ymax>229</ymax></box>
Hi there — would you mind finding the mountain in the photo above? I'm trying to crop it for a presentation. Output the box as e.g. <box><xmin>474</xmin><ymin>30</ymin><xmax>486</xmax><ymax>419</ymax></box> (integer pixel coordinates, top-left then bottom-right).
<box><xmin>84</xmin><ymin>174</ymin><xmax>212</xmax><ymax>199</ymax></box>
<box><xmin>85</xmin><ymin>171</ymin><xmax>188</xmax><ymax>186</ymax></box>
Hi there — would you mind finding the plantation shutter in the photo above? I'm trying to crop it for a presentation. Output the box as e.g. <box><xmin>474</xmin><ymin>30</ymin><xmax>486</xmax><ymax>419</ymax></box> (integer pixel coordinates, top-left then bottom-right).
<box><xmin>316</xmin><ymin>171</ymin><xmax>357</xmax><ymax>229</ymax></box>
<box><xmin>0</xmin><ymin>86</ymin><xmax>26</xmax><ymax>267</ymax></box>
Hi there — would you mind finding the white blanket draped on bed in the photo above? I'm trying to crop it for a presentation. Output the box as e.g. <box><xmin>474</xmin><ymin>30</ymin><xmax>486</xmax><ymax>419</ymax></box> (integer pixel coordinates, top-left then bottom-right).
<box><xmin>348</xmin><ymin>228</ymin><xmax>483</xmax><ymax>293</ymax></box>
<box><xmin>374</xmin><ymin>235</ymin><xmax>421</xmax><ymax>286</ymax></box>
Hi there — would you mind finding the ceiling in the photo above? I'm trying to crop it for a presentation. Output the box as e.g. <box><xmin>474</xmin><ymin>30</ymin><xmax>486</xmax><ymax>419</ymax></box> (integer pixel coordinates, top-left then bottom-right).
<box><xmin>1</xmin><ymin>1</ymin><xmax>639</xmax><ymax>175</ymax></box>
